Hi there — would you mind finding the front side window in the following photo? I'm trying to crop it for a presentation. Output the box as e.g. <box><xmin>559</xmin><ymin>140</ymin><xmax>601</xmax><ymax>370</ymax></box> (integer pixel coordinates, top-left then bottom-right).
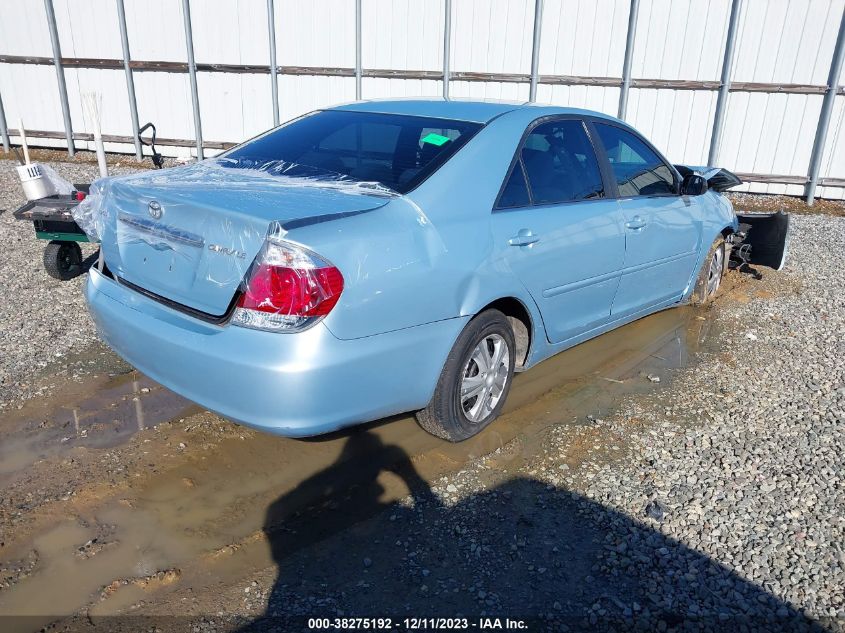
<box><xmin>223</xmin><ymin>111</ymin><xmax>482</xmax><ymax>194</ymax></box>
<box><xmin>593</xmin><ymin>123</ymin><xmax>676</xmax><ymax>197</ymax></box>
<box><xmin>519</xmin><ymin>119</ymin><xmax>605</xmax><ymax>205</ymax></box>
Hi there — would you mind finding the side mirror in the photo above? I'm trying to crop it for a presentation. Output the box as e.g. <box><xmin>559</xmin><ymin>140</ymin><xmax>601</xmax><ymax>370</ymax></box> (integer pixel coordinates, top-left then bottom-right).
<box><xmin>681</xmin><ymin>173</ymin><xmax>708</xmax><ymax>196</ymax></box>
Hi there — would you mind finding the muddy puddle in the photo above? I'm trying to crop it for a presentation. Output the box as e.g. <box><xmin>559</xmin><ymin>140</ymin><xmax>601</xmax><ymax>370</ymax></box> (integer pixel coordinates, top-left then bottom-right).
<box><xmin>0</xmin><ymin>374</ymin><xmax>198</xmax><ymax>479</ymax></box>
<box><xmin>0</xmin><ymin>304</ymin><xmax>721</xmax><ymax>629</ymax></box>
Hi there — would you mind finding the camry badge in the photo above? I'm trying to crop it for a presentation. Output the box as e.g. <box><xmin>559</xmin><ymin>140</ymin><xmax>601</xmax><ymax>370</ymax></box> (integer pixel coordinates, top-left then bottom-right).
<box><xmin>148</xmin><ymin>200</ymin><xmax>163</xmax><ymax>220</ymax></box>
<box><xmin>208</xmin><ymin>244</ymin><xmax>246</xmax><ymax>259</ymax></box>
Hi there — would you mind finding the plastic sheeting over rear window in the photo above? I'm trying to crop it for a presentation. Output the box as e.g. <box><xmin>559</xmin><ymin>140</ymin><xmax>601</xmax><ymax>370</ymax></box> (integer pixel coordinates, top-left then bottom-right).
<box><xmin>70</xmin><ymin>157</ymin><xmax>396</xmax><ymax>245</ymax></box>
<box><xmin>223</xmin><ymin>110</ymin><xmax>483</xmax><ymax>195</ymax></box>
<box><xmin>70</xmin><ymin>156</ymin><xmax>402</xmax><ymax>317</ymax></box>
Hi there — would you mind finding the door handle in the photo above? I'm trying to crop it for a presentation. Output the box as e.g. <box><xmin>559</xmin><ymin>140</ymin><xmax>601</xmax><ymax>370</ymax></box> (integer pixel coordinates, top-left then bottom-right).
<box><xmin>625</xmin><ymin>215</ymin><xmax>647</xmax><ymax>231</ymax></box>
<box><xmin>508</xmin><ymin>230</ymin><xmax>540</xmax><ymax>247</ymax></box>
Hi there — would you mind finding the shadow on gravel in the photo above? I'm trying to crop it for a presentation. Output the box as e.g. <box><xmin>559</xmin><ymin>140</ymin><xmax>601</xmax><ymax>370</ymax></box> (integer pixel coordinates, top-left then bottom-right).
<box><xmin>239</xmin><ymin>430</ymin><xmax>827</xmax><ymax>633</ymax></box>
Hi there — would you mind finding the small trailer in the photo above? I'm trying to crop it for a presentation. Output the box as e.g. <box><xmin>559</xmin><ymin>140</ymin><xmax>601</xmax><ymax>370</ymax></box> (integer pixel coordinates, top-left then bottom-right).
<box><xmin>12</xmin><ymin>122</ymin><xmax>164</xmax><ymax>281</ymax></box>
<box><xmin>13</xmin><ymin>188</ymin><xmax>92</xmax><ymax>280</ymax></box>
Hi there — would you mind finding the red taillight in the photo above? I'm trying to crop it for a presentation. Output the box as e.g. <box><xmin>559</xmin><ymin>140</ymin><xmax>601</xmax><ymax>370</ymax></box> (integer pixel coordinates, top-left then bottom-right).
<box><xmin>232</xmin><ymin>240</ymin><xmax>343</xmax><ymax>332</ymax></box>
<box><xmin>236</xmin><ymin>264</ymin><xmax>343</xmax><ymax>316</ymax></box>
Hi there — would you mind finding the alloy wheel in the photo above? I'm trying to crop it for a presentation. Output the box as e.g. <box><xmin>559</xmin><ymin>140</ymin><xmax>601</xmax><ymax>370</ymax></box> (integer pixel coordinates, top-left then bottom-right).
<box><xmin>460</xmin><ymin>333</ymin><xmax>510</xmax><ymax>423</ymax></box>
<box><xmin>707</xmin><ymin>246</ymin><xmax>724</xmax><ymax>296</ymax></box>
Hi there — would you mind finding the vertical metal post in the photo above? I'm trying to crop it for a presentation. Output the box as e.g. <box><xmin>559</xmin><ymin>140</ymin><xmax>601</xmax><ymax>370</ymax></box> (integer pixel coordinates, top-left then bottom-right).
<box><xmin>116</xmin><ymin>0</ymin><xmax>142</xmax><ymax>160</ymax></box>
<box><xmin>708</xmin><ymin>0</ymin><xmax>742</xmax><ymax>166</ymax></box>
<box><xmin>443</xmin><ymin>0</ymin><xmax>452</xmax><ymax>98</ymax></box>
<box><xmin>355</xmin><ymin>0</ymin><xmax>362</xmax><ymax>99</ymax></box>
<box><xmin>267</xmin><ymin>0</ymin><xmax>280</xmax><ymax>126</ymax></box>
<box><xmin>44</xmin><ymin>0</ymin><xmax>75</xmax><ymax>156</ymax></box>
<box><xmin>0</xmin><ymin>90</ymin><xmax>9</xmax><ymax>152</ymax></box>
<box><xmin>182</xmin><ymin>0</ymin><xmax>204</xmax><ymax>159</ymax></box>
<box><xmin>528</xmin><ymin>0</ymin><xmax>543</xmax><ymax>102</ymax></box>
<box><xmin>805</xmin><ymin>7</ymin><xmax>845</xmax><ymax>204</ymax></box>
<box><xmin>617</xmin><ymin>0</ymin><xmax>640</xmax><ymax>120</ymax></box>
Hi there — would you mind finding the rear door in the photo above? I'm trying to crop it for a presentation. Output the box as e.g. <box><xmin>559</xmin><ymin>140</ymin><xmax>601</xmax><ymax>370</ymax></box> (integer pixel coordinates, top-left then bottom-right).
<box><xmin>491</xmin><ymin>117</ymin><xmax>626</xmax><ymax>344</ymax></box>
<box><xmin>590</xmin><ymin>121</ymin><xmax>701</xmax><ymax>317</ymax></box>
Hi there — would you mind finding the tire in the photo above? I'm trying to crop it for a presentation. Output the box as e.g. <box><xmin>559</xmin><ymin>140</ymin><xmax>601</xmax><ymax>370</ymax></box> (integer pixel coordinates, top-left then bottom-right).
<box><xmin>416</xmin><ymin>309</ymin><xmax>516</xmax><ymax>442</ymax></box>
<box><xmin>691</xmin><ymin>236</ymin><xmax>726</xmax><ymax>305</ymax></box>
<box><xmin>43</xmin><ymin>240</ymin><xmax>83</xmax><ymax>281</ymax></box>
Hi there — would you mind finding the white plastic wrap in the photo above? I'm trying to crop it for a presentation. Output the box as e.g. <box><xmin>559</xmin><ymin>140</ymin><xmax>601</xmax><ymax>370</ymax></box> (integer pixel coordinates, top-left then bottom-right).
<box><xmin>39</xmin><ymin>164</ymin><xmax>75</xmax><ymax>196</ymax></box>
<box><xmin>72</xmin><ymin>178</ymin><xmax>108</xmax><ymax>242</ymax></box>
<box><xmin>72</xmin><ymin>159</ymin><xmax>393</xmax><ymax>244</ymax></box>
<box><xmin>144</xmin><ymin>158</ymin><xmax>397</xmax><ymax>197</ymax></box>
<box><xmin>72</xmin><ymin>158</ymin><xmax>399</xmax><ymax>323</ymax></box>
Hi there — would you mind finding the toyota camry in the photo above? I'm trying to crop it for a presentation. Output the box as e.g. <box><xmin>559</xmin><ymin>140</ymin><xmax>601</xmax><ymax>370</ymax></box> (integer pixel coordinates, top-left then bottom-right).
<box><xmin>79</xmin><ymin>99</ymin><xmax>786</xmax><ymax>441</ymax></box>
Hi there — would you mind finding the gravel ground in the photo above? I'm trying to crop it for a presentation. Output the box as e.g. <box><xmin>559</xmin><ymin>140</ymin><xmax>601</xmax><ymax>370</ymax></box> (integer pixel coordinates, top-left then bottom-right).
<box><xmin>548</xmin><ymin>213</ymin><xmax>845</xmax><ymax>628</ymax></box>
<box><xmin>728</xmin><ymin>191</ymin><xmax>845</xmax><ymax>217</ymax></box>
<box><xmin>0</xmin><ymin>160</ymin><xmax>143</xmax><ymax>405</ymax></box>
<box><xmin>174</xmin><ymin>213</ymin><xmax>843</xmax><ymax>632</ymax></box>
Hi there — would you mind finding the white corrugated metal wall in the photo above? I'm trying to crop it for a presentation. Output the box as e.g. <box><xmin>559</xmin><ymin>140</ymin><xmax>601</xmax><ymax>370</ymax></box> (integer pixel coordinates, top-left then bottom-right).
<box><xmin>0</xmin><ymin>0</ymin><xmax>843</xmax><ymax>199</ymax></box>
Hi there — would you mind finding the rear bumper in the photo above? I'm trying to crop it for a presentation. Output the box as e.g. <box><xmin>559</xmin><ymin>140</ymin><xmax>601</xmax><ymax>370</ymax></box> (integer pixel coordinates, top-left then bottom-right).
<box><xmin>84</xmin><ymin>268</ymin><xmax>466</xmax><ymax>436</ymax></box>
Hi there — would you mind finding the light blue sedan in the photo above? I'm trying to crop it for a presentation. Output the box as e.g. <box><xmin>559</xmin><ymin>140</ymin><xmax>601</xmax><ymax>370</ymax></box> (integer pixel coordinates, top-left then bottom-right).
<box><xmin>83</xmin><ymin>99</ymin><xmax>759</xmax><ymax>441</ymax></box>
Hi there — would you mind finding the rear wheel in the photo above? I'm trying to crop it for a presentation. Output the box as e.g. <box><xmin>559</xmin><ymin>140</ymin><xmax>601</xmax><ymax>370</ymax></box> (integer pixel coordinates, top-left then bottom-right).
<box><xmin>416</xmin><ymin>309</ymin><xmax>515</xmax><ymax>442</ymax></box>
<box><xmin>692</xmin><ymin>236</ymin><xmax>726</xmax><ymax>305</ymax></box>
<box><xmin>43</xmin><ymin>241</ymin><xmax>83</xmax><ymax>281</ymax></box>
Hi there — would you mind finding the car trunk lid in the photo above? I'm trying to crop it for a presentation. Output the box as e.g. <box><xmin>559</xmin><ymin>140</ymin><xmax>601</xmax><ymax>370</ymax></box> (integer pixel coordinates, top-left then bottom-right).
<box><xmin>98</xmin><ymin>162</ymin><xmax>389</xmax><ymax>316</ymax></box>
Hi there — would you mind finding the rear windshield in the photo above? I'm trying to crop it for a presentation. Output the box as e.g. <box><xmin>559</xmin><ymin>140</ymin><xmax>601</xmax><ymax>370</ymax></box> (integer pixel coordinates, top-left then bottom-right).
<box><xmin>222</xmin><ymin>110</ymin><xmax>482</xmax><ymax>195</ymax></box>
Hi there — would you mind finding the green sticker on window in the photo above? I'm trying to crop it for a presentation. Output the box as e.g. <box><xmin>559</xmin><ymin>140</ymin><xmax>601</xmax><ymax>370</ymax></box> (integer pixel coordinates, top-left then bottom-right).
<box><xmin>421</xmin><ymin>132</ymin><xmax>451</xmax><ymax>146</ymax></box>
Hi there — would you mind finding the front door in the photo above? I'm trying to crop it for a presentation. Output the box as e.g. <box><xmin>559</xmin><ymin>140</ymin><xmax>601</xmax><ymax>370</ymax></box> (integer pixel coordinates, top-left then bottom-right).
<box><xmin>492</xmin><ymin>118</ymin><xmax>626</xmax><ymax>344</ymax></box>
<box><xmin>590</xmin><ymin>121</ymin><xmax>701</xmax><ymax>317</ymax></box>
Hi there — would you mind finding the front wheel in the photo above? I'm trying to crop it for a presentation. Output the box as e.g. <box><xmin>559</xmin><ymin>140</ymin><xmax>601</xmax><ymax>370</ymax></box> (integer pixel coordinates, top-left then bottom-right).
<box><xmin>692</xmin><ymin>236</ymin><xmax>726</xmax><ymax>305</ymax></box>
<box><xmin>416</xmin><ymin>309</ymin><xmax>516</xmax><ymax>442</ymax></box>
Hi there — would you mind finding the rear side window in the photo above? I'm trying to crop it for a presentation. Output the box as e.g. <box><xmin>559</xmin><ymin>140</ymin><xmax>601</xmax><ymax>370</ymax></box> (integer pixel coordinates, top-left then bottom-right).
<box><xmin>519</xmin><ymin>119</ymin><xmax>605</xmax><ymax>205</ymax></box>
<box><xmin>317</xmin><ymin>122</ymin><xmax>402</xmax><ymax>155</ymax></box>
<box><xmin>497</xmin><ymin>164</ymin><xmax>531</xmax><ymax>208</ymax></box>
<box><xmin>223</xmin><ymin>110</ymin><xmax>482</xmax><ymax>194</ymax></box>
<box><xmin>593</xmin><ymin>123</ymin><xmax>676</xmax><ymax>196</ymax></box>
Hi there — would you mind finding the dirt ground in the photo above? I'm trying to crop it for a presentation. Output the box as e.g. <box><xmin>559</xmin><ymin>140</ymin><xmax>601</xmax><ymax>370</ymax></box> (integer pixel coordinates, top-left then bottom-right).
<box><xmin>726</xmin><ymin>191</ymin><xmax>845</xmax><ymax>217</ymax></box>
<box><xmin>0</xmin><ymin>272</ymin><xmax>779</xmax><ymax>632</ymax></box>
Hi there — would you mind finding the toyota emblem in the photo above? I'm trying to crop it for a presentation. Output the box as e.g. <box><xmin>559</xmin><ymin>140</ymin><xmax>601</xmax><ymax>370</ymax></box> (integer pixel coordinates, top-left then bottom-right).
<box><xmin>148</xmin><ymin>200</ymin><xmax>163</xmax><ymax>219</ymax></box>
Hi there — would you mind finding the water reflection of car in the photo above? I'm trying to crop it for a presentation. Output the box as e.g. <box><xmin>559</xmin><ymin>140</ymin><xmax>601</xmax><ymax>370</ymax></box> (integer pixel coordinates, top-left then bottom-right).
<box><xmin>83</xmin><ymin>99</ymin><xmax>778</xmax><ymax>442</ymax></box>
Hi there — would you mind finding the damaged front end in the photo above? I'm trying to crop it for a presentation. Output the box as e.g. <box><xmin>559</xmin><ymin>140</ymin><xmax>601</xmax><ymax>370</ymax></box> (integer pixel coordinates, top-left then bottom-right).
<box><xmin>676</xmin><ymin>164</ymin><xmax>790</xmax><ymax>275</ymax></box>
<box><xmin>729</xmin><ymin>212</ymin><xmax>790</xmax><ymax>276</ymax></box>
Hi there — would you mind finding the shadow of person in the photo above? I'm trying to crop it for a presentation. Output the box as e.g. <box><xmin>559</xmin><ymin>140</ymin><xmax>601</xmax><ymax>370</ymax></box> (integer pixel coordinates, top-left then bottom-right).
<box><xmin>240</xmin><ymin>433</ymin><xmax>829</xmax><ymax>633</ymax></box>
<box><xmin>235</xmin><ymin>428</ymin><xmax>443</xmax><ymax>633</ymax></box>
